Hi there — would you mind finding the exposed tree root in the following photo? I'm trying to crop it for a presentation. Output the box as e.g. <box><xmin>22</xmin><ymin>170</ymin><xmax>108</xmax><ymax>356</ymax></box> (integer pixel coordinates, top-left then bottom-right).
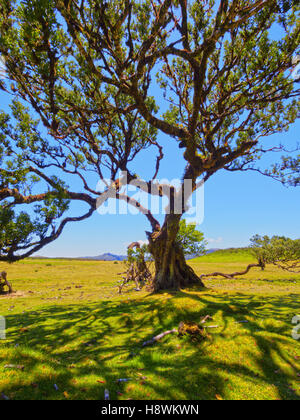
<box><xmin>199</xmin><ymin>263</ymin><xmax>264</xmax><ymax>281</ymax></box>
<box><xmin>142</xmin><ymin>328</ymin><xmax>178</xmax><ymax>347</ymax></box>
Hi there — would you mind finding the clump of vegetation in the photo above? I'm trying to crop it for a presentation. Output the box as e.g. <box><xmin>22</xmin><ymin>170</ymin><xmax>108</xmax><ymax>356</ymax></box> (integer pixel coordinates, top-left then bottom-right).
<box><xmin>178</xmin><ymin>321</ymin><xmax>209</xmax><ymax>342</ymax></box>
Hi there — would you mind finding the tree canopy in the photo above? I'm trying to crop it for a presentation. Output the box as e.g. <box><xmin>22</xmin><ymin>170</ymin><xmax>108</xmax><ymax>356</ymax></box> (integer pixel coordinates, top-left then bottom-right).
<box><xmin>0</xmin><ymin>0</ymin><xmax>299</xmax><ymax>289</ymax></box>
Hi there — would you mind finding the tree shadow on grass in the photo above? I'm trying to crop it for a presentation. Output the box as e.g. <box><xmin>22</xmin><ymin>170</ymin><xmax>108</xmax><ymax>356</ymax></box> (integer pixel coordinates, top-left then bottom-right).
<box><xmin>0</xmin><ymin>290</ymin><xmax>299</xmax><ymax>400</ymax></box>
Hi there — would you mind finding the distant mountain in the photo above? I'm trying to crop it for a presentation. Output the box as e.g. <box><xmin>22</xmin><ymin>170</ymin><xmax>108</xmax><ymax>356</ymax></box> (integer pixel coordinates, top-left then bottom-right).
<box><xmin>81</xmin><ymin>253</ymin><xmax>127</xmax><ymax>261</ymax></box>
<box><xmin>206</xmin><ymin>248</ymin><xmax>221</xmax><ymax>254</ymax></box>
<box><xmin>32</xmin><ymin>252</ymin><xmax>127</xmax><ymax>261</ymax></box>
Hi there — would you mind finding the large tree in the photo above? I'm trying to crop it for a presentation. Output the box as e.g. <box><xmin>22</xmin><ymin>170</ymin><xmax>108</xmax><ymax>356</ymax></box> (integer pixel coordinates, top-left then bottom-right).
<box><xmin>0</xmin><ymin>0</ymin><xmax>299</xmax><ymax>291</ymax></box>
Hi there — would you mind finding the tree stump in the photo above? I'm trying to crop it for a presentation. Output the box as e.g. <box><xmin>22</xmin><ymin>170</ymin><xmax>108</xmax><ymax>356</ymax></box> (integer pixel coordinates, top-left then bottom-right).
<box><xmin>0</xmin><ymin>272</ymin><xmax>13</xmax><ymax>294</ymax></box>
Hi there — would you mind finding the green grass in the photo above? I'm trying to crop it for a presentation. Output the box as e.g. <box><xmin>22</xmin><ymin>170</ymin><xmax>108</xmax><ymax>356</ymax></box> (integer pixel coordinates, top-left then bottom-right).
<box><xmin>0</xmin><ymin>257</ymin><xmax>299</xmax><ymax>400</ymax></box>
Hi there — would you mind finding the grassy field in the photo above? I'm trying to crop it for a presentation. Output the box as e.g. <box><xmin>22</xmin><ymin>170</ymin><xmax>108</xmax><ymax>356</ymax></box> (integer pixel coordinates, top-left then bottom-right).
<box><xmin>0</xmin><ymin>251</ymin><xmax>299</xmax><ymax>400</ymax></box>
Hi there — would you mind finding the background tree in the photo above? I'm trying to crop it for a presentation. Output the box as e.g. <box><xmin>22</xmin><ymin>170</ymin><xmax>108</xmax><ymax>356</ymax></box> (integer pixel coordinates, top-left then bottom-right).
<box><xmin>250</xmin><ymin>235</ymin><xmax>300</xmax><ymax>272</ymax></box>
<box><xmin>0</xmin><ymin>0</ymin><xmax>299</xmax><ymax>291</ymax></box>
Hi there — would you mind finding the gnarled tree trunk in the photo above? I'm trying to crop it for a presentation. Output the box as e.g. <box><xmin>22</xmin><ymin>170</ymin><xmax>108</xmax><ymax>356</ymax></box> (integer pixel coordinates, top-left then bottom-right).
<box><xmin>148</xmin><ymin>215</ymin><xmax>204</xmax><ymax>292</ymax></box>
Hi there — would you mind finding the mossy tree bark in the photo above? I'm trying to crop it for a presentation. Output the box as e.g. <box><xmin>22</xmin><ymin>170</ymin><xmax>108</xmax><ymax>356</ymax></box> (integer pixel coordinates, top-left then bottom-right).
<box><xmin>148</xmin><ymin>214</ymin><xmax>205</xmax><ymax>292</ymax></box>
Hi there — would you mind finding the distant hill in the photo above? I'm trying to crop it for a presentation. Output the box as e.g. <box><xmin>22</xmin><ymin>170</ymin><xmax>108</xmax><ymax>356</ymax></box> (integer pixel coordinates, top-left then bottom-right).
<box><xmin>191</xmin><ymin>247</ymin><xmax>255</xmax><ymax>263</ymax></box>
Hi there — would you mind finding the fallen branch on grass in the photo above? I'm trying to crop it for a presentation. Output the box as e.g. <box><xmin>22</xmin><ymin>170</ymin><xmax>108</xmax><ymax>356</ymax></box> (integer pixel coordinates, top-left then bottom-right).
<box><xmin>200</xmin><ymin>315</ymin><xmax>213</xmax><ymax>324</ymax></box>
<box><xmin>4</xmin><ymin>364</ymin><xmax>24</xmax><ymax>370</ymax></box>
<box><xmin>199</xmin><ymin>263</ymin><xmax>264</xmax><ymax>281</ymax></box>
<box><xmin>142</xmin><ymin>328</ymin><xmax>177</xmax><ymax>347</ymax></box>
